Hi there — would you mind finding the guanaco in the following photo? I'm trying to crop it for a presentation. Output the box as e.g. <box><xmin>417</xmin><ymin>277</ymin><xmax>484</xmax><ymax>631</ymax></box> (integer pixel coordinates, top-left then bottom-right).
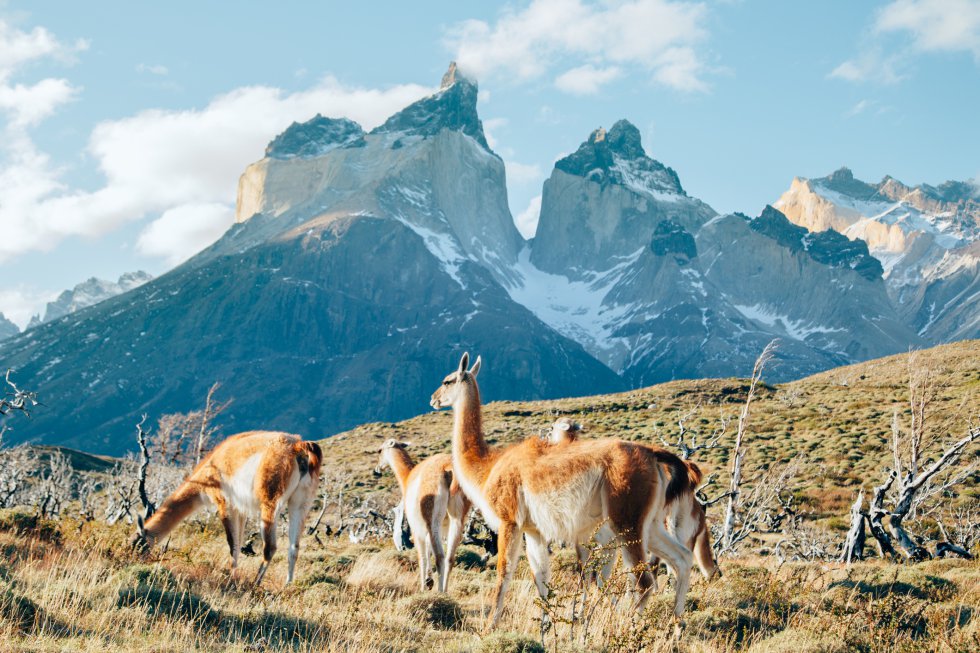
<box><xmin>132</xmin><ymin>431</ymin><xmax>322</xmax><ymax>585</ymax></box>
<box><xmin>375</xmin><ymin>439</ymin><xmax>471</xmax><ymax>592</ymax></box>
<box><xmin>430</xmin><ymin>353</ymin><xmax>693</xmax><ymax>631</ymax></box>
<box><xmin>547</xmin><ymin>417</ymin><xmax>719</xmax><ymax>585</ymax></box>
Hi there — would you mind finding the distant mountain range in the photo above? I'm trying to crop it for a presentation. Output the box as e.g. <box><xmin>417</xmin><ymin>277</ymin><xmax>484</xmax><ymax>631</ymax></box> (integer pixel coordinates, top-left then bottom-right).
<box><xmin>1</xmin><ymin>63</ymin><xmax>976</xmax><ymax>454</ymax></box>
<box><xmin>0</xmin><ymin>272</ymin><xmax>153</xmax><ymax>342</ymax></box>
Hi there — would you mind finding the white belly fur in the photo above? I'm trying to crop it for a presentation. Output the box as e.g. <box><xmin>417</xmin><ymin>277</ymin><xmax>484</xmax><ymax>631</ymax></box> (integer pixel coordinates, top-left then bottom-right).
<box><xmin>221</xmin><ymin>453</ymin><xmax>263</xmax><ymax>516</ymax></box>
<box><xmin>523</xmin><ymin>467</ymin><xmax>605</xmax><ymax>543</ymax></box>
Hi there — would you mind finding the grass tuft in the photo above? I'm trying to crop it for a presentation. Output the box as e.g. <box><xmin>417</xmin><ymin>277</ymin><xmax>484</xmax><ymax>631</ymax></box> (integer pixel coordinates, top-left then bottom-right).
<box><xmin>401</xmin><ymin>592</ymin><xmax>464</xmax><ymax>630</ymax></box>
<box><xmin>477</xmin><ymin>632</ymin><xmax>546</xmax><ymax>653</ymax></box>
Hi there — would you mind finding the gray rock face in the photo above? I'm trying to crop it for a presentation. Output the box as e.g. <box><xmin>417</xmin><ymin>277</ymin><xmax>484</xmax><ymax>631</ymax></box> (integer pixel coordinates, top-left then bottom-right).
<box><xmin>531</xmin><ymin>121</ymin><xmax>714</xmax><ymax>277</ymax></box>
<box><xmin>371</xmin><ymin>62</ymin><xmax>489</xmax><ymax>151</ymax></box>
<box><xmin>0</xmin><ymin>313</ymin><xmax>18</xmax><ymax>341</ymax></box>
<box><xmin>265</xmin><ymin>115</ymin><xmax>365</xmax><ymax>159</ymax></box>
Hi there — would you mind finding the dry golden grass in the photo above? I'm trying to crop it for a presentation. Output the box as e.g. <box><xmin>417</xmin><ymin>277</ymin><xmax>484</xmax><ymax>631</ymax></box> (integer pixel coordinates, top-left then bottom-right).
<box><xmin>0</xmin><ymin>514</ymin><xmax>978</xmax><ymax>652</ymax></box>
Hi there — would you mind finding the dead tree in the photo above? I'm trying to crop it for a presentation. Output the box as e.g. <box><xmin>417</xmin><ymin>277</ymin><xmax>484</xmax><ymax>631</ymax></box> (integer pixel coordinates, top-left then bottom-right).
<box><xmin>841</xmin><ymin>490</ymin><xmax>867</xmax><ymax>563</ymax></box>
<box><xmin>935</xmin><ymin>505</ymin><xmax>978</xmax><ymax>559</ymax></box>
<box><xmin>103</xmin><ymin>461</ymin><xmax>139</xmax><ymax>525</ymax></box>
<box><xmin>0</xmin><ymin>446</ymin><xmax>35</xmax><ymax>508</ymax></box>
<box><xmin>843</xmin><ymin>355</ymin><xmax>979</xmax><ymax>563</ymax></box>
<box><xmin>135</xmin><ymin>415</ymin><xmax>155</xmax><ymax>521</ymax></box>
<box><xmin>719</xmin><ymin>340</ymin><xmax>778</xmax><ymax>555</ymax></box>
<box><xmin>0</xmin><ymin>370</ymin><xmax>38</xmax><ymax>419</ymax></box>
<box><xmin>657</xmin><ymin>401</ymin><xmax>730</xmax><ymax>461</ymax></box>
<box><xmin>33</xmin><ymin>450</ymin><xmax>75</xmax><ymax>518</ymax></box>
<box><xmin>195</xmin><ymin>382</ymin><xmax>231</xmax><ymax>465</ymax></box>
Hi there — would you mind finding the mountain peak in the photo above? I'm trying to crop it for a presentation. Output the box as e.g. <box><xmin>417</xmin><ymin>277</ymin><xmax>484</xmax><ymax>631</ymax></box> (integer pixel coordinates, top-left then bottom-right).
<box><xmin>370</xmin><ymin>63</ymin><xmax>489</xmax><ymax>150</ymax></box>
<box><xmin>266</xmin><ymin>115</ymin><xmax>365</xmax><ymax>159</ymax></box>
<box><xmin>555</xmin><ymin>118</ymin><xmax>683</xmax><ymax>195</ymax></box>
<box><xmin>752</xmin><ymin>206</ymin><xmax>883</xmax><ymax>280</ymax></box>
<box><xmin>0</xmin><ymin>312</ymin><xmax>18</xmax><ymax>341</ymax></box>
<box><xmin>816</xmin><ymin>166</ymin><xmax>877</xmax><ymax>199</ymax></box>
<box><xmin>440</xmin><ymin>61</ymin><xmax>474</xmax><ymax>90</ymax></box>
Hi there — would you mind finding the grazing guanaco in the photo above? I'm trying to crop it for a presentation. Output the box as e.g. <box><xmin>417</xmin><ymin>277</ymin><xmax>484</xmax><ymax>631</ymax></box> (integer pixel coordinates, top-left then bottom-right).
<box><xmin>430</xmin><ymin>353</ymin><xmax>693</xmax><ymax>631</ymax></box>
<box><xmin>375</xmin><ymin>439</ymin><xmax>471</xmax><ymax>592</ymax></box>
<box><xmin>547</xmin><ymin>418</ymin><xmax>719</xmax><ymax>586</ymax></box>
<box><xmin>132</xmin><ymin>431</ymin><xmax>322</xmax><ymax>585</ymax></box>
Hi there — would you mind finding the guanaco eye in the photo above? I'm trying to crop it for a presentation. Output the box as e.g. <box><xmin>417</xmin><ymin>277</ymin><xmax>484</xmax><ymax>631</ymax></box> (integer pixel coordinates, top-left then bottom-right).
<box><xmin>443</xmin><ymin>380</ymin><xmax>451</xmax><ymax>386</ymax></box>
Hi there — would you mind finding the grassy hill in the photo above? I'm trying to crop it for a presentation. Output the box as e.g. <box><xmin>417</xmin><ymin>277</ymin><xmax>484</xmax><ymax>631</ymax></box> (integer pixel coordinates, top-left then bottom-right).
<box><xmin>324</xmin><ymin>340</ymin><xmax>980</xmax><ymax>521</ymax></box>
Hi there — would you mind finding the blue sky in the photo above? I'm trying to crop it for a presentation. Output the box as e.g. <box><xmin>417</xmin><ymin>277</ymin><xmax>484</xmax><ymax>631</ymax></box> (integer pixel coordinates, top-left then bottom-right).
<box><xmin>1</xmin><ymin>0</ymin><xmax>978</xmax><ymax>327</ymax></box>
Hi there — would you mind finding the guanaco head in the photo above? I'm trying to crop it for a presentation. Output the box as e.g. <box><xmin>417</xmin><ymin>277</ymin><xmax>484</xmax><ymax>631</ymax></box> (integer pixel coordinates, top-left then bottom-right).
<box><xmin>130</xmin><ymin>515</ymin><xmax>151</xmax><ymax>552</ymax></box>
<box><xmin>547</xmin><ymin>417</ymin><xmax>582</xmax><ymax>444</ymax></box>
<box><xmin>430</xmin><ymin>352</ymin><xmax>481</xmax><ymax>410</ymax></box>
<box><xmin>374</xmin><ymin>439</ymin><xmax>411</xmax><ymax>476</ymax></box>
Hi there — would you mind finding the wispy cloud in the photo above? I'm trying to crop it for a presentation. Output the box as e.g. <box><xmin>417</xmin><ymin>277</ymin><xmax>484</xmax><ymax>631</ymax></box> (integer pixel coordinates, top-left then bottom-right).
<box><xmin>554</xmin><ymin>64</ymin><xmax>621</xmax><ymax>94</ymax></box>
<box><xmin>445</xmin><ymin>0</ymin><xmax>712</xmax><ymax>93</ymax></box>
<box><xmin>136</xmin><ymin>63</ymin><xmax>169</xmax><ymax>76</ymax></box>
<box><xmin>832</xmin><ymin>0</ymin><xmax>980</xmax><ymax>83</ymax></box>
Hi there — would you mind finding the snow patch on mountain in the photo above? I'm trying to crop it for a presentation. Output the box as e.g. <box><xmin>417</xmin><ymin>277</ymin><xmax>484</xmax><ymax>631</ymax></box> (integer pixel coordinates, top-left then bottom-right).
<box><xmin>506</xmin><ymin>247</ymin><xmax>643</xmax><ymax>367</ymax></box>
<box><xmin>733</xmin><ymin>303</ymin><xmax>844</xmax><ymax>341</ymax></box>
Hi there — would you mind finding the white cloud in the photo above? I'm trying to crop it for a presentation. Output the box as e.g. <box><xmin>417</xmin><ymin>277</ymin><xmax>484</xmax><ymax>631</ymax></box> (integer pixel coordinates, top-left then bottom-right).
<box><xmin>0</xmin><ymin>20</ymin><xmax>87</xmax><ymax>80</ymax></box>
<box><xmin>829</xmin><ymin>49</ymin><xmax>903</xmax><ymax>84</ymax></box>
<box><xmin>515</xmin><ymin>194</ymin><xmax>542</xmax><ymax>238</ymax></box>
<box><xmin>483</xmin><ymin>116</ymin><xmax>508</xmax><ymax>149</ymax></box>
<box><xmin>877</xmin><ymin>0</ymin><xmax>980</xmax><ymax>56</ymax></box>
<box><xmin>136</xmin><ymin>202</ymin><xmax>233</xmax><ymax>266</ymax></box>
<box><xmin>0</xmin><ymin>29</ymin><xmax>433</xmax><ymax>265</ymax></box>
<box><xmin>832</xmin><ymin>0</ymin><xmax>980</xmax><ymax>83</ymax></box>
<box><xmin>0</xmin><ymin>286</ymin><xmax>56</xmax><ymax>330</ymax></box>
<box><xmin>507</xmin><ymin>161</ymin><xmax>544</xmax><ymax>185</ymax></box>
<box><xmin>554</xmin><ymin>64</ymin><xmax>621</xmax><ymax>94</ymax></box>
<box><xmin>446</xmin><ymin>0</ymin><xmax>711</xmax><ymax>93</ymax></box>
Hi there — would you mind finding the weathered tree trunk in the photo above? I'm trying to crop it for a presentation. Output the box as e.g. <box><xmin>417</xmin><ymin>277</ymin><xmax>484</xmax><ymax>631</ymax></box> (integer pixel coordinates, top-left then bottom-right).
<box><xmin>842</xmin><ymin>490</ymin><xmax>867</xmax><ymax>564</ymax></box>
<box><xmin>867</xmin><ymin>471</ymin><xmax>898</xmax><ymax>559</ymax></box>
<box><xmin>136</xmin><ymin>415</ymin><xmax>155</xmax><ymax>521</ymax></box>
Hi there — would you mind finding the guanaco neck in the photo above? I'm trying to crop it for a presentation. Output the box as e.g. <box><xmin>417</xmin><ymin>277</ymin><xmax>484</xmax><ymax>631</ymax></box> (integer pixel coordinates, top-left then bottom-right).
<box><xmin>452</xmin><ymin>379</ymin><xmax>495</xmax><ymax>485</ymax></box>
<box><xmin>384</xmin><ymin>448</ymin><xmax>415</xmax><ymax>494</ymax></box>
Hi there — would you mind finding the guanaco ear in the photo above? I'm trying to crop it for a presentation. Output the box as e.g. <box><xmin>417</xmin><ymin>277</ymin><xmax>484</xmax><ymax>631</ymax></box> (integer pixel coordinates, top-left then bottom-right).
<box><xmin>458</xmin><ymin>352</ymin><xmax>469</xmax><ymax>375</ymax></box>
<box><xmin>396</xmin><ymin>441</ymin><xmax>412</xmax><ymax>449</ymax></box>
<box><xmin>469</xmin><ymin>355</ymin><xmax>482</xmax><ymax>378</ymax></box>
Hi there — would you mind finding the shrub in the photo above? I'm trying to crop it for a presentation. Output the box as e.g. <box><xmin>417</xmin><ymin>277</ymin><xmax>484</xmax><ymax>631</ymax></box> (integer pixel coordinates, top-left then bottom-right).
<box><xmin>454</xmin><ymin>546</ymin><xmax>487</xmax><ymax>570</ymax></box>
<box><xmin>478</xmin><ymin>632</ymin><xmax>546</xmax><ymax>653</ymax></box>
<box><xmin>402</xmin><ymin>592</ymin><xmax>464</xmax><ymax>630</ymax></box>
<box><xmin>0</xmin><ymin>510</ymin><xmax>62</xmax><ymax>543</ymax></box>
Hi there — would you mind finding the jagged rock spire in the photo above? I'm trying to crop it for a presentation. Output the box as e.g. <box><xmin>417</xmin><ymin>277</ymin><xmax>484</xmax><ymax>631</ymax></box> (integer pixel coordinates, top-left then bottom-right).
<box><xmin>370</xmin><ymin>62</ymin><xmax>489</xmax><ymax>150</ymax></box>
